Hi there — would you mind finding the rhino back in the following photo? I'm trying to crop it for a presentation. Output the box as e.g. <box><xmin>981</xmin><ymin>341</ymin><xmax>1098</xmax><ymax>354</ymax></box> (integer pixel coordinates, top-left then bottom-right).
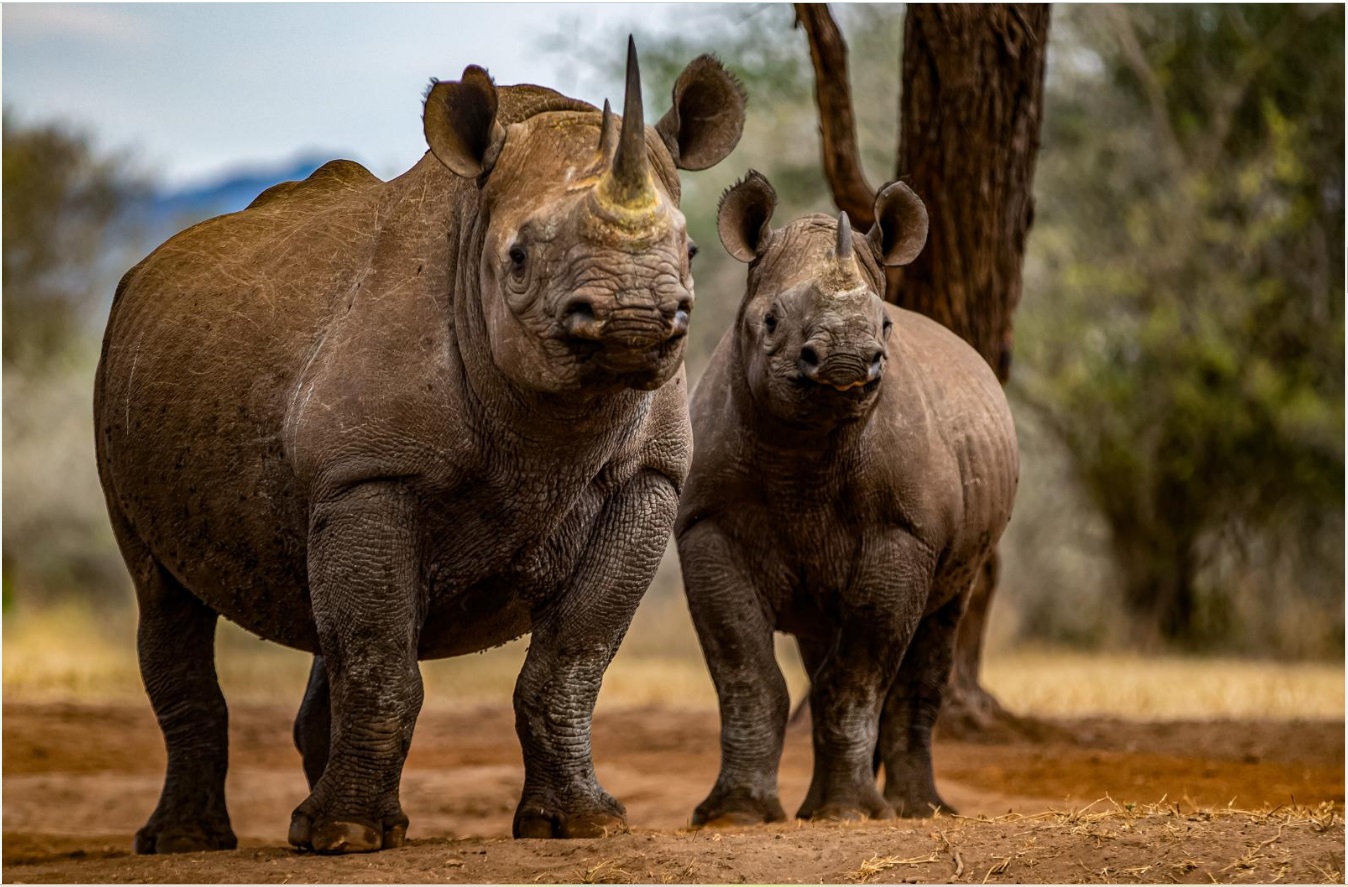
<box><xmin>874</xmin><ymin>305</ymin><xmax>1019</xmax><ymax>581</ymax></box>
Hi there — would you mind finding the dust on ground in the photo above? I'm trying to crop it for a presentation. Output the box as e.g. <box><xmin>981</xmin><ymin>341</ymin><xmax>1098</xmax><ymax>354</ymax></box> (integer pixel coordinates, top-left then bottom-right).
<box><xmin>3</xmin><ymin>702</ymin><xmax>1343</xmax><ymax>883</ymax></box>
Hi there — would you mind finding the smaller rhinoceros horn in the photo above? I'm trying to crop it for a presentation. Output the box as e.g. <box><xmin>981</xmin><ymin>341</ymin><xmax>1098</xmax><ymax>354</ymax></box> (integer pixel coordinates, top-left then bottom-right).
<box><xmin>600</xmin><ymin>36</ymin><xmax>655</xmax><ymax>208</ymax></box>
<box><xmin>836</xmin><ymin>211</ymin><xmax>853</xmax><ymax>262</ymax></box>
<box><xmin>597</xmin><ymin>99</ymin><xmax>617</xmax><ymax>158</ymax></box>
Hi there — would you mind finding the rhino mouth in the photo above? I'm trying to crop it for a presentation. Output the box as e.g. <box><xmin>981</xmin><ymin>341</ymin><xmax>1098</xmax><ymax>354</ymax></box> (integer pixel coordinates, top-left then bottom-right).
<box><xmin>791</xmin><ymin>374</ymin><xmax>882</xmax><ymax>399</ymax></box>
<box><xmin>564</xmin><ymin>331</ymin><xmax>684</xmax><ymax>390</ymax></box>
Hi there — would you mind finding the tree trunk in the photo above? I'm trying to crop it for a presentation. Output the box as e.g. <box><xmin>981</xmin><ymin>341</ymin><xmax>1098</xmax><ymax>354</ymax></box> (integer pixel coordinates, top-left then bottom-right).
<box><xmin>896</xmin><ymin>3</ymin><xmax>1049</xmax><ymax>737</ymax></box>
<box><xmin>1114</xmin><ymin>526</ymin><xmax>1202</xmax><ymax>649</ymax></box>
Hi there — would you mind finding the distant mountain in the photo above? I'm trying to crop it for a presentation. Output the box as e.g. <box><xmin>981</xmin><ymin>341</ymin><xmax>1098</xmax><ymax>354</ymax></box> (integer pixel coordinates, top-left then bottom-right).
<box><xmin>132</xmin><ymin>152</ymin><xmax>356</xmax><ymax>243</ymax></box>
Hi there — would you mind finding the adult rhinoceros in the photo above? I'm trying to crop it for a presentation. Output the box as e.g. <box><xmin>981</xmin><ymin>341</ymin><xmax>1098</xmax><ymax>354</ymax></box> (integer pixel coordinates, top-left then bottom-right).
<box><xmin>94</xmin><ymin>40</ymin><xmax>745</xmax><ymax>854</ymax></box>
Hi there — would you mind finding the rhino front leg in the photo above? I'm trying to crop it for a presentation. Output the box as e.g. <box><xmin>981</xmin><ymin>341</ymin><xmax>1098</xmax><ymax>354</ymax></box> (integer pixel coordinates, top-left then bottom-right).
<box><xmin>288</xmin><ymin>481</ymin><xmax>424</xmax><ymax>854</ymax></box>
<box><xmin>512</xmin><ymin>471</ymin><xmax>678</xmax><ymax>839</ymax></box>
<box><xmin>797</xmin><ymin>533</ymin><xmax>933</xmax><ymax>823</ymax></box>
<box><xmin>133</xmin><ymin>553</ymin><xmax>237</xmax><ymax>854</ymax></box>
<box><xmin>878</xmin><ymin>589</ymin><xmax>967</xmax><ymax>817</ymax></box>
<box><xmin>681</xmin><ymin>520</ymin><xmax>789</xmax><ymax>827</ymax></box>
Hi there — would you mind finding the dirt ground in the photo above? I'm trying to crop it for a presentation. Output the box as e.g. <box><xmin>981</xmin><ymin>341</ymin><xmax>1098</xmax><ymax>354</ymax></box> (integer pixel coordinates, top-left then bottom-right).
<box><xmin>3</xmin><ymin>701</ymin><xmax>1343</xmax><ymax>883</ymax></box>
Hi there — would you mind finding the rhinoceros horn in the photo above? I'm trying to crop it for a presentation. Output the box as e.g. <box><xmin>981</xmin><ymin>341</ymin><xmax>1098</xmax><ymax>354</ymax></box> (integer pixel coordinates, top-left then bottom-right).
<box><xmin>597</xmin><ymin>99</ymin><xmax>617</xmax><ymax>159</ymax></box>
<box><xmin>835</xmin><ymin>211</ymin><xmax>853</xmax><ymax>263</ymax></box>
<box><xmin>598</xmin><ymin>36</ymin><xmax>656</xmax><ymax>209</ymax></box>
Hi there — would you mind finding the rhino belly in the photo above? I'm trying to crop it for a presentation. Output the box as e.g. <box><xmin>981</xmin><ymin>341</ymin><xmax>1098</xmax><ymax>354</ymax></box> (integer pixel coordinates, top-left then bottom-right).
<box><xmin>418</xmin><ymin>584</ymin><xmax>534</xmax><ymax>659</ymax></box>
<box><xmin>101</xmin><ymin>396</ymin><xmax>321</xmax><ymax>651</ymax></box>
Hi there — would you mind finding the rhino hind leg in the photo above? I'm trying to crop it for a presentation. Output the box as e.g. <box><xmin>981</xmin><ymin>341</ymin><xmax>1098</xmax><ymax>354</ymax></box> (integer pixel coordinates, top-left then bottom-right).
<box><xmin>877</xmin><ymin>590</ymin><xmax>967</xmax><ymax>818</ymax></box>
<box><xmin>293</xmin><ymin>656</ymin><xmax>332</xmax><ymax>790</ymax></box>
<box><xmin>128</xmin><ymin>544</ymin><xmax>237</xmax><ymax>854</ymax></box>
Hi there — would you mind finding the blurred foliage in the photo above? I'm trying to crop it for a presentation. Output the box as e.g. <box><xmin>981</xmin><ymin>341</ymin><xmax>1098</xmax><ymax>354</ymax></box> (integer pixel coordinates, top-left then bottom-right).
<box><xmin>1015</xmin><ymin>4</ymin><xmax>1345</xmax><ymax>652</ymax></box>
<box><xmin>3</xmin><ymin>110</ymin><xmax>146</xmax><ymax>607</ymax></box>
<box><xmin>3</xmin><ymin>108</ymin><xmax>146</xmax><ymax>372</ymax></box>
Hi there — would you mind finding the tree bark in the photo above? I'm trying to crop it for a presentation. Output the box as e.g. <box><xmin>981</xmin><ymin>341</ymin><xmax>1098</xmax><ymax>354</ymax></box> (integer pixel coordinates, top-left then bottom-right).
<box><xmin>894</xmin><ymin>3</ymin><xmax>1049</xmax><ymax>736</ymax></box>
<box><xmin>798</xmin><ymin>3</ymin><xmax>1051</xmax><ymax>738</ymax></box>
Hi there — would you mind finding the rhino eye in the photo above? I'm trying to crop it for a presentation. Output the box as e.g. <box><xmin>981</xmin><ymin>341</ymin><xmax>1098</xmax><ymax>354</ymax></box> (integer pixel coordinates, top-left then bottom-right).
<box><xmin>882</xmin><ymin>317</ymin><xmax>894</xmax><ymax>336</ymax></box>
<box><xmin>508</xmin><ymin>244</ymin><xmax>527</xmax><ymax>272</ymax></box>
<box><xmin>687</xmin><ymin>241</ymin><xmax>699</xmax><ymax>262</ymax></box>
<box><xmin>764</xmin><ymin>313</ymin><xmax>778</xmax><ymax>334</ymax></box>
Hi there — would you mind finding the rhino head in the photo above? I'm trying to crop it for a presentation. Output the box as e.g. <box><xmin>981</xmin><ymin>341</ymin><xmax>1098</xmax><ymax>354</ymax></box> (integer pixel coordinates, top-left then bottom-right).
<box><xmin>424</xmin><ymin>39</ymin><xmax>745</xmax><ymax>394</ymax></box>
<box><xmin>716</xmin><ymin>171</ymin><xmax>929</xmax><ymax>427</ymax></box>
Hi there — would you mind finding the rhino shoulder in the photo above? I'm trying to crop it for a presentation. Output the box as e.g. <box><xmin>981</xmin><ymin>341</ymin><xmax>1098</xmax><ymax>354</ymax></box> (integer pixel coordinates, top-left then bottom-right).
<box><xmin>637</xmin><ymin>367</ymin><xmax>694</xmax><ymax>491</ymax></box>
<box><xmin>247</xmin><ymin>159</ymin><xmax>382</xmax><ymax>210</ymax></box>
<box><xmin>676</xmin><ymin>332</ymin><xmax>747</xmax><ymax>530</ymax></box>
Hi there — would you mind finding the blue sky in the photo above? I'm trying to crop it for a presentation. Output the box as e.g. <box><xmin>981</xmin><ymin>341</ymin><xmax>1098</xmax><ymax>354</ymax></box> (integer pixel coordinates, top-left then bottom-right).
<box><xmin>2</xmin><ymin>3</ymin><xmax>686</xmax><ymax>187</ymax></box>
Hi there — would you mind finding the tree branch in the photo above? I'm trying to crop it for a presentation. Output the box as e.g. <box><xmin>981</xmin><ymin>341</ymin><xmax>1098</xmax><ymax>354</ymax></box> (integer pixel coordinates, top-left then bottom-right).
<box><xmin>1101</xmin><ymin>5</ymin><xmax>1187</xmax><ymax>180</ymax></box>
<box><xmin>794</xmin><ymin>3</ymin><xmax>876</xmax><ymax>227</ymax></box>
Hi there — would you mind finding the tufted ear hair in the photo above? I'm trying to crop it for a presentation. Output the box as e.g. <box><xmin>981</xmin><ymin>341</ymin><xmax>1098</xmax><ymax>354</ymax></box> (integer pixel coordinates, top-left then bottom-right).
<box><xmin>867</xmin><ymin>180</ymin><xmax>929</xmax><ymax>267</ymax></box>
<box><xmin>717</xmin><ymin>170</ymin><xmax>777</xmax><ymax>263</ymax></box>
<box><xmin>424</xmin><ymin>65</ymin><xmax>507</xmax><ymax>180</ymax></box>
<box><xmin>655</xmin><ymin>55</ymin><xmax>747</xmax><ymax>171</ymax></box>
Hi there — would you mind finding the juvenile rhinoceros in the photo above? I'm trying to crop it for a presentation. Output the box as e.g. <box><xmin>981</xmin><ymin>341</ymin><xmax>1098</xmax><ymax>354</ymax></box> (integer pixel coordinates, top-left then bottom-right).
<box><xmin>677</xmin><ymin>172</ymin><xmax>1018</xmax><ymax>825</ymax></box>
<box><xmin>94</xmin><ymin>41</ymin><xmax>745</xmax><ymax>854</ymax></box>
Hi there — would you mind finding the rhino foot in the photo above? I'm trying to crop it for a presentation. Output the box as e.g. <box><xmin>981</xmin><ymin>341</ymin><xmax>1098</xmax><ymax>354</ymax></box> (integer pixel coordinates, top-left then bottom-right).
<box><xmin>513</xmin><ymin>792</ymin><xmax>627</xmax><ymax>839</ymax></box>
<box><xmin>288</xmin><ymin>805</ymin><xmax>408</xmax><ymax>854</ymax></box>
<box><xmin>692</xmin><ymin>789</ymin><xmax>787</xmax><ymax>828</ymax></box>
<box><xmin>884</xmin><ymin>786</ymin><xmax>957</xmax><ymax>819</ymax></box>
<box><xmin>797</xmin><ymin>783</ymin><xmax>895</xmax><ymax>824</ymax></box>
<box><xmin>134</xmin><ymin>820</ymin><xmax>237</xmax><ymax>855</ymax></box>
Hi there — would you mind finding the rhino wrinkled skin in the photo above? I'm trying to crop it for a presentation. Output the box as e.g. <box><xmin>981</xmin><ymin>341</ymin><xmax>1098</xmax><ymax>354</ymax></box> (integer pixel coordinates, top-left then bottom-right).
<box><xmin>94</xmin><ymin>42</ymin><xmax>745</xmax><ymax>854</ymax></box>
<box><xmin>677</xmin><ymin>172</ymin><xmax>1018</xmax><ymax>826</ymax></box>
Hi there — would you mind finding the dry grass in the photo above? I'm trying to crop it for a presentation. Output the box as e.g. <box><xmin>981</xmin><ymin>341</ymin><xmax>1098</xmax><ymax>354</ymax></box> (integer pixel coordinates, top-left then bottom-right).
<box><xmin>843</xmin><ymin>851</ymin><xmax>942</xmax><ymax>882</ymax></box>
<box><xmin>905</xmin><ymin>798</ymin><xmax>1342</xmax><ymax>885</ymax></box>
<box><xmin>3</xmin><ymin>601</ymin><xmax>1343</xmax><ymax>721</ymax></box>
<box><xmin>980</xmin><ymin>647</ymin><xmax>1346</xmax><ymax>720</ymax></box>
<box><xmin>992</xmin><ymin>795</ymin><xmax>1343</xmax><ymax>830</ymax></box>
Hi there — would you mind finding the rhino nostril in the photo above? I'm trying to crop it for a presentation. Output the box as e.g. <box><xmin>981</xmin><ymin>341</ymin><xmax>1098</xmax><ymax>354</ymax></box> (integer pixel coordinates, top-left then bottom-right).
<box><xmin>798</xmin><ymin>346</ymin><xmax>821</xmax><ymax>379</ymax></box>
<box><xmin>671</xmin><ymin>298</ymin><xmax>693</xmax><ymax>336</ymax></box>
<box><xmin>870</xmin><ymin>350</ymin><xmax>884</xmax><ymax>368</ymax></box>
<box><xmin>560</xmin><ymin>297</ymin><xmax>601</xmax><ymax>339</ymax></box>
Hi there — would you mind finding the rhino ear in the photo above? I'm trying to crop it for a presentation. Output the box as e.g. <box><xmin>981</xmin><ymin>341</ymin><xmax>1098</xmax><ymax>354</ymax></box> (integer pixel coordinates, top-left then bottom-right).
<box><xmin>424</xmin><ymin>65</ymin><xmax>507</xmax><ymax>179</ymax></box>
<box><xmin>867</xmin><ymin>181</ymin><xmax>929</xmax><ymax>267</ymax></box>
<box><xmin>717</xmin><ymin>170</ymin><xmax>776</xmax><ymax>263</ymax></box>
<box><xmin>655</xmin><ymin>55</ymin><xmax>747</xmax><ymax>171</ymax></box>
